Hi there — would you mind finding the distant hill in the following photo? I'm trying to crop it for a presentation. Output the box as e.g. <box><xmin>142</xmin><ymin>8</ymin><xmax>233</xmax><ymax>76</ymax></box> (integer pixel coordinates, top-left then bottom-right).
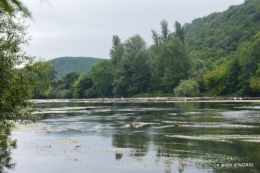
<box><xmin>185</xmin><ymin>0</ymin><xmax>260</xmax><ymax>59</ymax></box>
<box><xmin>50</xmin><ymin>57</ymin><xmax>100</xmax><ymax>78</ymax></box>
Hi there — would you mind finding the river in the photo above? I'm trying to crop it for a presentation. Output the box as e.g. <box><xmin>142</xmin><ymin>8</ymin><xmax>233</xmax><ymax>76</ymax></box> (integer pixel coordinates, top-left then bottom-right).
<box><xmin>8</xmin><ymin>100</ymin><xmax>260</xmax><ymax>173</ymax></box>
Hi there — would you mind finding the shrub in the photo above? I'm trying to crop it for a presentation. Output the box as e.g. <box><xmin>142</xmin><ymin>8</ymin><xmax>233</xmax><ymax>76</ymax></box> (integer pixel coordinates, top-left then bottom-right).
<box><xmin>174</xmin><ymin>79</ymin><xmax>200</xmax><ymax>97</ymax></box>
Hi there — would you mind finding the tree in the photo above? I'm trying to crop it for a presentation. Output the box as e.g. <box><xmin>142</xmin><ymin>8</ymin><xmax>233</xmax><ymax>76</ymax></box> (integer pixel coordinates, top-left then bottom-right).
<box><xmin>249</xmin><ymin>75</ymin><xmax>260</xmax><ymax>92</ymax></box>
<box><xmin>0</xmin><ymin>0</ymin><xmax>30</xmax><ymax>16</ymax></box>
<box><xmin>0</xmin><ymin>5</ymin><xmax>51</xmax><ymax>123</ymax></box>
<box><xmin>0</xmin><ymin>4</ymin><xmax>51</xmax><ymax>172</ymax></box>
<box><xmin>161</xmin><ymin>37</ymin><xmax>190</xmax><ymax>92</ymax></box>
<box><xmin>203</xmin><ymin>65</ymin><xmax>228</xmax><ymax>95</ymax></box>
<box><xmin>174</xmin><ymin>79</ymin><xmax>200</xmax><ymax>97</ymax></box>
<box><xmin>90</xmin><ymin>59</ymin><xmax>114</xmax><ymax>97</ymax></box>
<box><xmin>112</xmin><ymin>34</ymin><xmax>150</xmax><ymax>97</ymax></box>
<box><xmin>62</xmin><ymin>72</ymin><xmax>80</xmax><ymax>90</ymax></box>
<box><xmin>110</xmin><ymin>35</ymin><xmax>124</xmax><ymax>66</ymax></box>
<box><xmin>113</xmin><ymin>58</ymin><xmax>132</xmax><ymax>97</ymax></box>
<box><xmin>174</xmin><ymin>21</ymin><xmax>185</xmax><ymax>43</ymax></box>
<box><xmin>160</xmin><ymin>20</ymin><xmax>170</xmax><ymax>42</ymax></box>
<box><xmin>72</xmin><ymin>73</ymin><xmax>96</xmax><ymax>98</ymax></box>
<box><xmin>226</xmin><ymin>59</ymin><xmax>241</xmax><ymax>93</ymax></box>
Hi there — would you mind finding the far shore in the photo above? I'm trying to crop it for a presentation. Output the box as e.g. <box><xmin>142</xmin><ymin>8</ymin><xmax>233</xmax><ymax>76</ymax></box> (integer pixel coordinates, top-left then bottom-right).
<box><xmin>30</xmin><ymin>97</ymin><xmax>260</xmax><ymax>103</ymax></box>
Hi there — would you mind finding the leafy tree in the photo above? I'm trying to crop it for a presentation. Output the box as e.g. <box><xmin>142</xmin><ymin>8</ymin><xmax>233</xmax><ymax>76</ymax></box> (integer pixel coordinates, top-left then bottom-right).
<box><xmin>0</xmin><ymin>4</ymin><xmax>51</xmax><ymax>123</ymax></box>
<box><xmin>148</xmin><ymin>29</ymin><xmax>164</xmax><ymax>91</ymax></box>
<box><xmin>174</xmin><ymin>21</ymin><xmax>185</xmax><ymax>43</ymax></box>
<box><xmin>0</xmin><ymin>0</ymin><xmax>30</xmax><ymax>16</ymax></box>
<box><xmin>226</xmin><ymin>59</ymin><xmax>241</xmax><ymax>93</ymax></box>
<box><xmin>72</xmin><ymin>73</ymin><xmax>96</xmax><ymax>98</ymax></box>
<box><xmin>124</xmin><ymin>34</ymin><xmax>146</xmax><ymax>61</ymax></box>
<box><xmin>56</xmin><ymin>89</ymin><xmax>73</xmax><ymax>99</ymax></box>
<box><xmin>110</xmin><ymin>35</ymin><xmax>124</xmax><ymax>66</ymax></box>
<box><xmin>203</xmin><ymin>65</ymin><xmax>228</xmax><ymax>95</ymax></box>
<box><xmin>90</xmin><ymin>59</ymin><xmax>114</xmax><ymax>97</ymax></box>
<box><xmin>113</xmin><ymin>58</ymin><xmax>132</xmax><ymax>97</ymax></box>
<box><xmin>249</xmin><ymin>75</ymin><xmax>260</xmax><ymax>92</ymax></box>
<box><xmin>30</xmin><ymin>62</ymin><xmax>56</xmax><ymax>98</ymax></box>
<box><xmin>160</xmin><ymin>19</ymin><xmax>170</xmax><ymax>42</ymax></box>
<box><xmin>0</xmin><ymin>3</ymin><xmax>51</xmax><ymax>172</ymax></box>
<box><xmin>237</xmin><ymin>32</ymin><xmax>260</xmax><ymax>95</ymax></box>
<box><xmin>174</xmin><ymin>79</ymin><xmax>200</xmax><ymax>97</ymax></box>
<box><xmin>62</xmin><ymin>72</ymin><xmax>80</xmax><ymax>90</ymax></box>
<box><xmin>129</xmin><ymin>50</ymin><xmax>150</xmax><ymax>95</ymax></box>
<box><xmin>151</xmin><ymin>30</ymin><xmax>162</xmax><ymax>47</ymax></box>
<box><xmin>161</xmin><ymin>37</ymin><xmax>190</xmax><ymax>92</ymax></box>
<box><xmin>112</xmin><ymin>34</ymin><xmax>150</xmax><ymax>97</ymax></box>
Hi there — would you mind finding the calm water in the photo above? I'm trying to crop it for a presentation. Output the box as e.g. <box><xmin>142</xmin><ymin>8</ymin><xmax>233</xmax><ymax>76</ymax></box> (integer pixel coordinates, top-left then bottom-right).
<box><xmin>8</xmin><ymin>101</ymin><xmax>260</xmax><ymax>173</ymax></box>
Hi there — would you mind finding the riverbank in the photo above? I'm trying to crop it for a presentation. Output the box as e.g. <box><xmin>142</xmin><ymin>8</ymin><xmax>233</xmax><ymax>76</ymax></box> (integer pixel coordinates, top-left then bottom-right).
<box><xmin>30</xmin><ymin>96</ymin><xmax>260</xmax><ymax>104</ymax></box>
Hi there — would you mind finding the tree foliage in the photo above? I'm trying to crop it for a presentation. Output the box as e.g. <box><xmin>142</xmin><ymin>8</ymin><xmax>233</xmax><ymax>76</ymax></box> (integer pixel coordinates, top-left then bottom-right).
<box><xmin>90</xmin><ymin>59</ymin><xmax>114</xmax><ymax>97</ymax></box>
<box><xmin>0</xmin><ymin>0</ymin><xmax>30</xmax><ymax>16</ymax></box>
<box><xmin>0</xmin><ymin>3</ymin><xmax>51</xmax><ymax>172</ymax></box>
<box><xmin>174</xmin><ymin>79</ymin><xmax>200</xmax><ymax>97</ymax></box>
<box><xmin>203</xmin><ymin>65</ymin><xmax>228</xmax><ymax>95</ymax></box>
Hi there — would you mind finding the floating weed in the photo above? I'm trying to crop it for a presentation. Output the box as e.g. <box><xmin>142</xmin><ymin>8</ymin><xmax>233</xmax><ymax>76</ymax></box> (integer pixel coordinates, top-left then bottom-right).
<box><xmin>51</xmin><ymin>139</ymin><xmax>80</xmax><ymax>145</ymax></box>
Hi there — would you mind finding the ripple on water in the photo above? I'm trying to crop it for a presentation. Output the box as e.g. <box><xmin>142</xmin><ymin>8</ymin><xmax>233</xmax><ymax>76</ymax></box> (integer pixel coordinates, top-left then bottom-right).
<box><xmin>165</xmin><ymin>134</ymin><xmax>260</xmax><ymax>143</ymax></box>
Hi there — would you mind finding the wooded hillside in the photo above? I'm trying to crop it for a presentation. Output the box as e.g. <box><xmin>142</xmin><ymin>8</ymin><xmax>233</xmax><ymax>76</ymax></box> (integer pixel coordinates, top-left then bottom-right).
<box><xmin>50</xmin><ymin>57</ymin><xmax>100</xmax><ymax>78</ymax></box>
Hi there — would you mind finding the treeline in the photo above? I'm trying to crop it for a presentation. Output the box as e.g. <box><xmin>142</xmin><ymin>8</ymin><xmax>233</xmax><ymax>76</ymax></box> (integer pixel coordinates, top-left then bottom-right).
<box><xmin>33</xmin><ymin>0</ymin><xmax>260</xmax><ymax>99</ymax></box>
<box><xmin>33</xmin><ymin>20</ymin><xmax>191</xmax><ymax>99</ymax></box>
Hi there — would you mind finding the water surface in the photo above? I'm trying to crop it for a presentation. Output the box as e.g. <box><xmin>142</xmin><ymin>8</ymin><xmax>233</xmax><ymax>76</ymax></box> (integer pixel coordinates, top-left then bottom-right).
<box><xmin>9</xmin><ymin>101</ymin><xmax>260</xmax><ymax>173</ymax></box>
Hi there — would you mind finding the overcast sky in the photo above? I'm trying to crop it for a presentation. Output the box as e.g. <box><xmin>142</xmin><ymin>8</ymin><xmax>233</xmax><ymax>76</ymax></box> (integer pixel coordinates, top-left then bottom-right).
<box><xmin>21</xmin><ymin>0</ymin><xmax>244</xmax><ymax>60</ymax></box>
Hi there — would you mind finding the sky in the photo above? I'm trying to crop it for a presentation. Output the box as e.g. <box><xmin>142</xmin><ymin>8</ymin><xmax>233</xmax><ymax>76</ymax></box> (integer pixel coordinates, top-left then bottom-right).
<box><xmin>21</xmin><ymin>0</ymin><xmax>244</xmax><ymax>60</ymax></box>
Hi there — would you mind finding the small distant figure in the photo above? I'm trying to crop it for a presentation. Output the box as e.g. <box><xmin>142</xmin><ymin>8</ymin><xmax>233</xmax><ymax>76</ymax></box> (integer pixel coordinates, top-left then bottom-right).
<box><xmin>74</xmin><ymin>145</ymin><xmax>81</xmax><ymax>150</ymax></box>
<box><xmin>173</xmin><ymin>123</ymin><xmax>182</xmax><ymax>128</ymax></box>
<box><xmin>239</xmin><ymin>98</ymin><xmax>242</xmax><ymax>100</ymax></box>
<box><xmin>234</xmin><ymin>97</ymin><xmax>237</xmax><ymax>100</ymax></box>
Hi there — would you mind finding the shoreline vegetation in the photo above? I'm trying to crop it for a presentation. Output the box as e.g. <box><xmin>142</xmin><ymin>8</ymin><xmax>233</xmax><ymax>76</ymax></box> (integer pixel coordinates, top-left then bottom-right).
<box><xmin>30</xmin><ymin>97</ymin><xmax>260</xmax><ymax>103</ymax></box>
<box><xmin>28</xmin><ymin>1</ymin><xmax>260</xmax><ymax>100</ymax></box>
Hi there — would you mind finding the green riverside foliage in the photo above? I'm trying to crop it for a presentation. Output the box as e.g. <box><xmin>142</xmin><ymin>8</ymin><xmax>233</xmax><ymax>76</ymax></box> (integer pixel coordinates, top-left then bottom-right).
<box><xmin>90</xmin><ymin>59</ymin><xmax>114</xmax><ymax>97</ymax></box>
<box><xmin>50</xmin><ymin>57</ymin><xmax>100</xmax><ymax>78</ymax></box>
<box><xmin>203</xmin><ymin>65</ymin><xmax>228</xmax><ymax>95</ymax></box>
<box><xmin>0</xmin><ymin>3</ymin><xmax>52</xmax><ymax>172</ymax></box>
<box><xmin>48</xmin><ymin>0</ymin><xmax>260</xmax><ymax>98</ymax></box>
<box><xmin>174</xmin><ymin>79</ymin><xmax>200</xmax><ymax>97</ymax></box>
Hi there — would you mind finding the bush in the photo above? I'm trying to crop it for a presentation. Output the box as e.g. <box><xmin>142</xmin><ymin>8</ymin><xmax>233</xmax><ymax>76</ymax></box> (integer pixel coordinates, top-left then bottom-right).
<box><xmin>174</xmin><ymin>79</ymin><xmax>200</xmax><ymax>97</ymax></box>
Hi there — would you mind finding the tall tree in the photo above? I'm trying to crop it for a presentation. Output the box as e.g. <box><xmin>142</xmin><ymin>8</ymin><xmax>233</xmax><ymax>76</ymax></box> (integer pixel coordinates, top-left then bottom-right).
<box><xmin>113</xmin><ymin>34</ymin><xmax>150</xmax><ymax>97</ymax></box>
<box><xmin>90</xmin><ymin>59</ymin><xmax>114</xmax><ymax>97</ymax></box>
<box><xmin>110</xmin><ymin>35</ymin><xmax>124</xmax><ymax>66</ymax></box>
<box><xmin>161</xmin><ymin>37</ymin><xmax>190</xmax><ymax>92</ymax></box>
<box><xmin>160</xmin><ymin>20</ymin><xmax>170</xmax><ymax>42</ymax></box>
<box><xmin>174</xmin><ymin>21</ymin><xmax>185</xmax><ymax>43</ymax></box>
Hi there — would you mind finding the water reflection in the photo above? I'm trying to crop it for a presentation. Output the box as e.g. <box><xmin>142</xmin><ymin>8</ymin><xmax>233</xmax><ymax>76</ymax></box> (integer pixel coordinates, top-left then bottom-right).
<box><xmin>0</xmin><ymin>123</ymin><xmax>16</xmax><ymax>173</ymax></box>
<box><xmin>11</xmin><ymin>101</ymin><xmax>260</xmax><ymax>172</ymax></box>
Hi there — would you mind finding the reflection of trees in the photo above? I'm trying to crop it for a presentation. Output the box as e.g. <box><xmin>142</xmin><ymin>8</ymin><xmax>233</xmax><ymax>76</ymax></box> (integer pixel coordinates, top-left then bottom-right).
<box><xmin>112</xmin><ymin>133</ymin><xmax>150</xmax><ymax>159</ymax></box>
<box><xmin>0</xmin><ymin>122</ymin><xmax>17</xmax><ymax>173</ymax></box>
